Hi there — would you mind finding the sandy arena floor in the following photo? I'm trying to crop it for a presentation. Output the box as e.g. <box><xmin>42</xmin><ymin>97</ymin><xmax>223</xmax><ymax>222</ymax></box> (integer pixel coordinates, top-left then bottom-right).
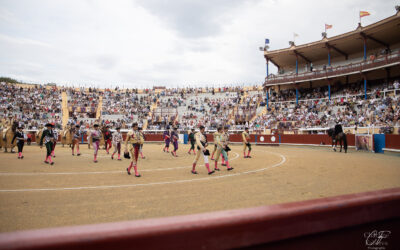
<box><xmin>0</xmin><ymin>143</ymin><xmax>399</xmax><ymax>232</ymax></box>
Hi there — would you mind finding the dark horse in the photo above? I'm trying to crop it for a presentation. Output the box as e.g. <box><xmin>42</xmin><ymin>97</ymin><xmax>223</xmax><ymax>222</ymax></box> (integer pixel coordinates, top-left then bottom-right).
<box><xmin>327</xmin><ymin>125</ymin><xmax>348</xmax><ymax>153</ymax></box>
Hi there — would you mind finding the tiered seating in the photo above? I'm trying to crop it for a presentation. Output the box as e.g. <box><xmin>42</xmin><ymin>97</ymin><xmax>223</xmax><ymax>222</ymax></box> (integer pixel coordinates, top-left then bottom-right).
<box><xmin>0</xmin><ymin>82</ymin><xmax>62</xmax><ymax>129</ymax></box>
<box><xmin>0</xmin><ymin>80</ymin><xmax>398</xmax><ymax>132</ymax></box>
<box><xmin>251</xmin><ymin>80</ymin><xmax>400</xmax><ymax>132</ymax></box>
<box><xmin>101</xmin><ymin>89</ymin><xmax>154</xmax><ymax>127</ymax></box>
<box><xmin>67</xmin><ymin>88</ymin><xmax>99</xmax><ymax>119</ymax></box>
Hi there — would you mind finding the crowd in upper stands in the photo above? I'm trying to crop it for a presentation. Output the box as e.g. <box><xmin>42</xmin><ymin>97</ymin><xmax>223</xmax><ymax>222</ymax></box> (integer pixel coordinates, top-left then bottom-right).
<box><xmin>102</xmin><ymin>88</ymin><xmax>154</xmax><ymax>125</ymax></box>
<box><xmin>67</xmin><ymin>87</ymin><xmax>100</xmax><ymax>119</ymax></box>
<box><xmin>0</xmin><ymin>82</ymin><xmax>62</xmax><ymax>129</ymax></box>
<box><xmin>252</xmin><ymin>80</ymin><xmax>400</xmax><ymax>132</ymax></box>
<box><xmin>0</xmin><ymin>79</ymin><xmax>399</xmax><ymax>133</ymax></box>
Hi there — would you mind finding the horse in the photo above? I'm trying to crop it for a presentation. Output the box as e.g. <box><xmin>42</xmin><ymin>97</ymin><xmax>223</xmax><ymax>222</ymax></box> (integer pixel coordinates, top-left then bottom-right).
<box><xmin>100</xmin><ymin>125</ymin><xmax>106</xmax><ymax>148</ymax></box>
<box><xmin>2</xmin><ymin>121</ymin><xmax>18</xmax><ymax>153</ymax></box>
<box><xmin>35</xmin><ymin>127</ymin><xmax>45</xmax><ymax>146</ymax></box>
<box><xmin>0</xmin><ymin>130</ymin><xmax>3</xmax><ymax>150</ymax></box>
<box><xmin>327</xmin><ymin>128</ymin><xmax>348</xmax><ymax>153</ymax></box>
<box><xmin>61</xmin><ymin>126</ymin><xmax>73</xmax><ymax>147</ymax></box>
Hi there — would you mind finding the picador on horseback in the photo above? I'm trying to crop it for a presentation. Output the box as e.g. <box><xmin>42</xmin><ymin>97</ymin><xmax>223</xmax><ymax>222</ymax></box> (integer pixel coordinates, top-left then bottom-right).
<box><xmin>327</xmin><ymin>120</ymin><xmax>348</xmax><ymax>153</ymax></box>
<box><xmin>1</xmin><ymin>115</ymin><xmax>18</xmax><ymax>153</ymax></box>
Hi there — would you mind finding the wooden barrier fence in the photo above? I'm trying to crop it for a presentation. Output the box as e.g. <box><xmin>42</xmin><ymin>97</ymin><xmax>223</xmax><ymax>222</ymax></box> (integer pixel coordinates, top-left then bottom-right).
<box><xmin>0</xmin><ymin>188</ymin><xmax>399</xmax><ymax>250</ymax></box>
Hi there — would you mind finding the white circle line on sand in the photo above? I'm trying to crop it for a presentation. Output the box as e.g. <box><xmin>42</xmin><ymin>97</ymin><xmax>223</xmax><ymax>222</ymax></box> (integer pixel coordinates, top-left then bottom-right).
<box><xmin>0</xmin><ymin>150</ymin><xmax>286</xmax><ymax>192</ymax></box>
<box><xmin>0</xmin><ymin>152</ymin><xmax>239</xmax><ymax>176</ymax></box>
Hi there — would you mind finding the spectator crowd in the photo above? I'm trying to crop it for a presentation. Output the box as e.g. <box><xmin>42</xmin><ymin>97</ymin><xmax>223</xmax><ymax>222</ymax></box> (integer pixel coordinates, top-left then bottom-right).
<box><xmin>1</xmin><ymin>80</ymin><xmax>399</xmax><ymax>133</ymax></box>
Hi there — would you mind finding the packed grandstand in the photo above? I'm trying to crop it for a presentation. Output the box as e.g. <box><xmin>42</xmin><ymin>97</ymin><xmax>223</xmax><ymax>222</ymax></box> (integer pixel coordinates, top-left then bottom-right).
<box><xmin>1</xmin><ymin>10</ymin><xmax>400</xmax><ymax>135</ymax></box>
<box><xmin>1</xmin><ymin>79</ymin><xmax>399</xmax><ymax>134</ymax></box>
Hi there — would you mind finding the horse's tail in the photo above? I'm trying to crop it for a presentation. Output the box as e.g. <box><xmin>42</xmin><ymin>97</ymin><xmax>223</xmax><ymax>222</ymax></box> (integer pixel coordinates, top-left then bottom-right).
<box><xmin>343</xmin><ymin>133</ymin><xmax>348</xmax><ymax>151</ymax></box>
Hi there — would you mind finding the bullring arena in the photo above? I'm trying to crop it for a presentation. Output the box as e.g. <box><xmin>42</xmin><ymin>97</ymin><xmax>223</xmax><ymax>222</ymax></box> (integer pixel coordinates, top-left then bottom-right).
<box><xmin>0</xmin><ymin>141</ymin><xmax>400</xmax><ymax>233</ymax></box>
<box><xmin>1</xmin><ymin>3</ymin><xmax>400</xmax><ymax>250</ymax></box>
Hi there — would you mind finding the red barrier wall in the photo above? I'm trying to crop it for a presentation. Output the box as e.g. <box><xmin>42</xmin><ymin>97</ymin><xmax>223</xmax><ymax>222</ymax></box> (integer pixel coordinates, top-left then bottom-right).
<box><xmin>25</xmin><ymin>133</ymin><xmax>365</xmax><ymax>148</ymax></box>
<box><xmin>229</xmin><ymin>134</ymin><xmax>242</xmax><ymax>142</ymax></box>
<box><xmin>256</xmin><ymin>135</ymin><xmax>278</xmax><ymax>144</ymax></box>
<box><xmin>28</xmin><ymin>133</ymin><xmax>36</xmax><ymax>142</ymax></box>
<box><xmin>0</xmin><ymin>188</ymin><xmax>398</xmax><ymax>250</ymax></box>
<box><xmin>144</xmin><ymin>134</ymin><xmax>164</xmax><ymax>142</ymax></box>
<box><xmin>205</xmin><ymin>134</ymin><xmax>214</xmax><ymax>142</ymax></box>
<box><xmin>385</xmin><ymin>134</ymin><xmax>400</xmax><ymax>149</ymax></box>
<box><xmin>280</xmin><ymin>134</ymin><xmax>355</xmax><ymax>146</ymax></box>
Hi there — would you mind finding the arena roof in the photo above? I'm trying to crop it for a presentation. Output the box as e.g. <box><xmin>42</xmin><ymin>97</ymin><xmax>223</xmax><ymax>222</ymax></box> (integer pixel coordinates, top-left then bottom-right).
<box><xmin>264</xmin><ymin>11</ymin><xmax>400</xmax><ymax>68</ymax></box>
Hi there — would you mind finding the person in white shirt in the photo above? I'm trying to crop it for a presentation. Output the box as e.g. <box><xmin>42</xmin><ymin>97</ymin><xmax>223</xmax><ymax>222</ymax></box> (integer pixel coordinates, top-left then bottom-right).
<box><xmin>393</xmin><ymin>80</ymin><xmax>399</xmax><ymax>89</ymax></box>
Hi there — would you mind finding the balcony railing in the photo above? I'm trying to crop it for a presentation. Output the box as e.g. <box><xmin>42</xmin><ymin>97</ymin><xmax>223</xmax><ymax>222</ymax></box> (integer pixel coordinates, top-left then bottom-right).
<box><xmin>265</xmin><ymin>50</ymin><xmax>400</xmax><ymax>85</ymax></box>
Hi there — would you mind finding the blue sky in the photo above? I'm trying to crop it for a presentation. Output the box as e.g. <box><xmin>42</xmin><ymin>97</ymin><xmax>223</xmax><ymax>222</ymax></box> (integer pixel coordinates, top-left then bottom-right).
<box><xmin>0</xmin><ymin>0</ymin><xmax>397</xmax><ymax>88</ymax></box>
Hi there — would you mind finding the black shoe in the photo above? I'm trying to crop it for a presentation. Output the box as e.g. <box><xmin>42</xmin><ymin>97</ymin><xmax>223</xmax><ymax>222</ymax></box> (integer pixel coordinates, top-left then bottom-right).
<box><xmin>247</xmin><ymin>156</ymin><xmax>252</xmax><ymax>158</ymax></box>
<box><xmin>191</xmin><ymin>170</ymin><xmax>198</xmax><ymax>174</ymax></box>
<box><xmin>77</xmin><ymin>153</ymin><xmax>81</xmax><ymax>156</ymax></box>
<box><xmin>44</xmin><ymin>161</ymin><xmax>49</xmax><ymax>164</ymax></box>
<box><xmin>222</xmin><ymin>163</ymin><xmax>227</xmax><ymax>166</ymax></box>
<box><xmin>227</xmin><ymin>167</ymin><xmax>234</xmax><ymax>171</ymax></box>
<box><xmin>214</xmin><ymin>168</ymin><xmax>220</xmax><ymax>171</ymax></box>
<box><xmin>53</xmin><ymin>155</ymin><xmax>56</xmax><ymax>158</ymax></box>
<box><xmin>50</xmin><ymin>162</ymin><xmax>54</xmax><ymax>165</ymax></box>
<box><xmin>135</xmin><ymin>174</ymin><xmax>141</xmax><ymax>177</ymax></box>
<box><xmin>21</xmin><ymin>156</ymin><xmax>24</xmax><ymax>159</ymax></box>
<box><xmin>208</xmin><ymin>170</ymin><xmax>215</xmax><ymax>175</ymax></box>
<box><xmin>126</xmin><ymin>168</ymin><xmax>131</xmax><ymax>175</ymax></box>
<box><xmin>111</xmin><ymin>155</ymin><xmax>114</xmax><ymax>160</ymax></box>
<box><xmin>72</xmin><ymin>153</ymin><xmax>75</xmax><ymax>156</ymax></box>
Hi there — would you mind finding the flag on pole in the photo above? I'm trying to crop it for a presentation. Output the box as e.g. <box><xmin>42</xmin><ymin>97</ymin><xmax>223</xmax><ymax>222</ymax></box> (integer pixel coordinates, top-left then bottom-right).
<box><xmin>265</xmin><ymin>38</ymin><xmax>270</xmax><ymax>44</ymax></box>
<box><xmin>293</xmin><ymin>33</ymin><xmax>299</xmax><ymax>43</ymax></box>
<box><xmin>325</xmin><ymin>24</ymin><xmax>333</xmax><ymax>30</ymax></box>
<box><xmin>360</xmin><ymin>11</ymin><xmax>370</xmax><ymax>18</ymax></box>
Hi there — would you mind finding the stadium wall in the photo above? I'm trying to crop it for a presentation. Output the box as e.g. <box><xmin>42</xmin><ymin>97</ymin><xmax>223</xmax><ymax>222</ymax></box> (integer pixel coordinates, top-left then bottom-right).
<box><xmin>27</xmin><ymin>133</ymin><xmax>400</xmax><ymax>150</ymax></box>
<box><xmin>385</xmin><ymin>134</ymin><xmax>400</xmax><ymax>149</ymax></box>
<box><xmin>280</xmin><ymin>134</ymin><xmax>355</xmax><ymax>146</ymax></box>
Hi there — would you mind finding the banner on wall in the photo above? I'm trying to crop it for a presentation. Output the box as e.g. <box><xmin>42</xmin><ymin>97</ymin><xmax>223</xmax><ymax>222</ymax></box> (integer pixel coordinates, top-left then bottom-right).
<box><xmin>355</xmin><ymin>134</ymin><xmax>374</xmax><ymax>152</ymax></box>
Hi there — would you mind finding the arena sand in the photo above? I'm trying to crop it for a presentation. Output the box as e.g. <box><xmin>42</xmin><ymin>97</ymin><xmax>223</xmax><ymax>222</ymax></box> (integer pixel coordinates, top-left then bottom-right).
<box><xmin>0</xmin><ymin>143</ymin><xmax>399</xmax><ymax>232</ymax></box>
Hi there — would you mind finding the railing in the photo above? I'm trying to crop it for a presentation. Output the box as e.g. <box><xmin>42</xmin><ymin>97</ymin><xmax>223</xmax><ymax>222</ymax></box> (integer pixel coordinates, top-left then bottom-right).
<box><xmin>265</xmin><ymin>50</ymin><xmax>400</xmax><ymax>85</ymax></box>
<box><xmin>268</xmin><ymin>88</ymin><xmax>400</xmax><ymax>105</ymax></box>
